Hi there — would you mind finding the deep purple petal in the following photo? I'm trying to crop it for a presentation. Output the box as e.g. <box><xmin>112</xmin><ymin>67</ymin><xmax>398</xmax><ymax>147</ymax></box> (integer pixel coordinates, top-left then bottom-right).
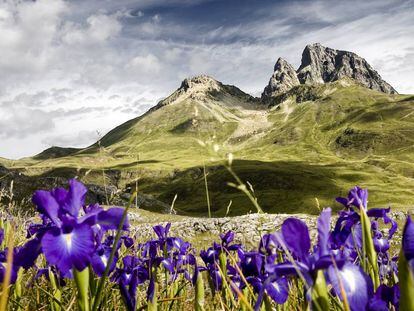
<box><xmin>41</xmin><ymin>223</ymin><xmax>94</xmax><ymax>274</ymax></box>
<box><xmin>162</xmin><ymin>259</ymin><xmax>174</xmax><ymax>273</ymax></box>
<box><xmin>96</xmin><ymin>208</ymin><xmax>130</xmax><ymax>231</ymax></box>
<box><xmin>265</xmin><ymin>277</ymin><xmax>289</xmax><ymax>304</ymax></box>
<box><xmin>281</xmin><ymin>218</ymin><xmax>310</xmax><ymax>261</ymax></box>
<box><xmin>32</xmin><ymin>190</ymin><xmax>62</xmax><ymax>227</ymax></box>
<box><xmin>91</xmin><ymin>252</ymin><xmax>117</xmax><ymax>277</ymax></box>
<box><xmin>402</xmin><ymin>215</ymin><xmax>414</xmax><ymax>261</ymax></box>
<box><xmin>348</xmin><ymin>186</ymin><xmax>368</xmax><ymax>210</ymax></box>
<box><xmin>153</xmin><ymin>223</ymin><xmax>170</xmax><ymax>240</ymax></box>
<box><xmin>14</xmin><ymin>238</ymin><xmax>42</xmax><ymax>269</ymax></box>
<box><xmin>60</xmin><ymin>179</ymin><xmax>87</xmax><ymax>217</ymax></box>
<box><xmin>373</xmin><ymin>237</ymin><xmax>390</xmax><ymax>253</ymax></box>
<box><xmin>336</xmin><ymin>197</ymin><xmax>350</xmax><ymax>208</ymax></box>
<box><xmin>317</xmin><ymin>208</ymin><xmax>331</xmax><ymax>256</ymax></box>
<box><xmin>52</xmin><ymin>188</ymin><xmax>68</xmax><ymax>205</ymax></box>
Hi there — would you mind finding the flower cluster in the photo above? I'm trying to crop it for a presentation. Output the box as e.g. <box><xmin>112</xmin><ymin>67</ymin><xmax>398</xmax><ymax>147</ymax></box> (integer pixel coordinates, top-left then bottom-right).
<box><xmin>0</xmin><ymin>181</ymin><xmax>413</xmax><ymax>311</ymax></box>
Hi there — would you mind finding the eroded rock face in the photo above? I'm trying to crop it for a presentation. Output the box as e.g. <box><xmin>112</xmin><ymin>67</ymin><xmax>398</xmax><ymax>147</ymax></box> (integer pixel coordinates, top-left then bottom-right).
<box><xmin>261</xmin><ymin>58</ymin><xmax>300</xmax><ymax>100</ymax></box>
<box><xmin>297</xmin><ymin>43</ymin><xmax>397</xmax><ymax>94</ymax></box>
<box><xmin>262</xmin><ymin>43</ymin><xmax>397</xmax><ymax>101</ymax></box>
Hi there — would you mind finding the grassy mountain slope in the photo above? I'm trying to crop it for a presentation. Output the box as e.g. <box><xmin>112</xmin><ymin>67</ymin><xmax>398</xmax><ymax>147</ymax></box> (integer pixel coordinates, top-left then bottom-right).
<box><xmin>2</xmin><ymin>77</ymin><xmax>414</xmax><ymax>216</ymax></box>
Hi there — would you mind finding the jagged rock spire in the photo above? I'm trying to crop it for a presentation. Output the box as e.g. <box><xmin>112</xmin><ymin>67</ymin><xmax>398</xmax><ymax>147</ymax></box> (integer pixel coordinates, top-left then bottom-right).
<box><xmin>262</xmin><ymin>43</ymin><xmax>397</xmax><ymax>101</ymax></box>
<box><xmin>297</xmin><ymin>43</ymin><xmax>397</xmax><ymax>94</ymax></box>
<box><xmin>261</xmin><ymin>58</ymin><xmax>300</xmax><ymax>99</ymax></box>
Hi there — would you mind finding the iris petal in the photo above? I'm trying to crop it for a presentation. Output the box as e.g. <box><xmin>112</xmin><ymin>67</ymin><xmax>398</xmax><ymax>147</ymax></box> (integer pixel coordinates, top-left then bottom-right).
<box><xmin>265</xmin><ymin>277</ymin><xmax>289</xmax><ymax>304</ymax></box>
<box><xmin>60</xmin><ymin>179</ymin><xmax>87</xmax><ymax>217</ymax></box>
<box><xmin>327</xmin><ymin>262</ymin><xmax>372</xmax><ymax>311</ymax></box>
<box><xmin>41</xmin><ymin>223</ymin><xmax>94</xmax><ymax>274</ymax></box>
<box><xmin>281</xmin><ymin>218</ymin><xmax>310</xmax><ymax>261</ymax></box>
<box><xmin>317</xmin><ymin>208</ymin><xmax>331</xmax><ymax>256</ymax></box>
<box><xmin>97</xmin><ymin>208</ymin><xmax>129</xmax><ymax>231</ymax></box>
<box><xmin>402</xmin><ymin>216</ymin><xmax>414</xmax><ymax>261</ymax></box>
<box><xmin>32</xmin><ymin>190</ymin><xmax>62</xmax><ymax>227</ymax></box>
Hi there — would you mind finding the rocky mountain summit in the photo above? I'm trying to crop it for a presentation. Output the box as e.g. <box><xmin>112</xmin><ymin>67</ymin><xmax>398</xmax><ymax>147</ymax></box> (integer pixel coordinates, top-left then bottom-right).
<box><xmin>262</xmin><ymin>43</ymin><xmax>397</xmax><ymax>101</ymax></box>
<box><xmin>261</xmin><ymin>58</ymin><xmax>300</xmax><ymax>99</ymax></box>
<box><xmin>152</xmin><ymin>74</ymin><xmax>257</xmax><ymax>111</ymax></box>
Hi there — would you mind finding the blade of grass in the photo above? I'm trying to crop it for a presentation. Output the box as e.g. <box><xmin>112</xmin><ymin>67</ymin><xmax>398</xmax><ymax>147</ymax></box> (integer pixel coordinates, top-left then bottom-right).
<box><xmin>0</xmin><ymin>228</ymin><xmax>14</xmax><ymax>311</ymax></box>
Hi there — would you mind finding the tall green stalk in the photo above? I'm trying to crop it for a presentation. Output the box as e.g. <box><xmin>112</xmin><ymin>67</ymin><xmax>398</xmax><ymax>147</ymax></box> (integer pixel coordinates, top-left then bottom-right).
<box><xmin>74</xmin><ymin>268</ymin><xmax>90</xmax><ymax>311</ymax></box>
<box><xmin>360</xmin><ymin>208</ymin><xmax>380</xmax><ymax>289</ymax></box>
<box><xmin>203</xmin><ymin>162</ymin><xmax>211</xmax><ymax>218</ymax></box>
<box><xmin>194</xmin><ymin>270</ymin><xmax>205</xmax><ymax>311</ymax></box>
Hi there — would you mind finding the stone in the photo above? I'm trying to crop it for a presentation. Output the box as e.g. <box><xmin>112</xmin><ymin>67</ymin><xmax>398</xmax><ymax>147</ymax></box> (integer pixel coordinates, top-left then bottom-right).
<box><xmin>261</xmin><ymin>58</ymin><xmax>300</xmax><ymax>99</ymax></box>
<box><xmin>297</xmin><ymin>43</ymin><xmax>397</xmax><ymax>94</ymax></box>
<box><xmin>262</xmin><ymin>43</ymin><xmax>397</xmax><ymax>101</ymax></box>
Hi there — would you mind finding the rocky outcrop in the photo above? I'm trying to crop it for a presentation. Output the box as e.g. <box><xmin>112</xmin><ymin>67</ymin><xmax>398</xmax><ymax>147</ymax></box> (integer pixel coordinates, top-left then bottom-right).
<box><xmin>128</xmin><ymin>211</ymin><xmax>406</xmax><ymax>248</ymax></box>
<box><xmin>297</xmin><ymin>43</ymin><xmax>397</xmax><ymax>94</ymax></box>
<box><xmin>262</xmin><ymin>43</ymin><xmax>397</xmax><ymax>101</ymax></box>
<box><xmin>151</xmin><ymin>75</ymin><xmax>257</xmax><ymax>112</ymax></box>
<box><xmin>261</xmin><ymin>58</ymin><xmax>300</xmax><ymax>100</ymax></box>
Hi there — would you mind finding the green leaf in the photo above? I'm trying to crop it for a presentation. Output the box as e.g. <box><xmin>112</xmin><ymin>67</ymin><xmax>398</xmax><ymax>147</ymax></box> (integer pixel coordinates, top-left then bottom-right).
<box><xmin>360</xmin><ymin>208</ymin><xmax>380</xmax><ymax>289</ymax></box>
<box><xmin>311</xmin><ymin>270</ymin><xmax>330</xmax><ymax>311</ymax></box>
<box><xmin>398</xmin><ymin>248</ymin><xmax>414</xmax><ymax>311</ymax></box>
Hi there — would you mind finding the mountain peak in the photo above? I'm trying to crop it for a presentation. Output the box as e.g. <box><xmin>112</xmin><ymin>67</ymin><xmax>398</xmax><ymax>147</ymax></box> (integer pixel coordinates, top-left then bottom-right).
<box><xmin>262</xmin><ymin>58</ymin><xmax>300</xmax><ymax>99</ymax></box>
<box><xmin>297</xmin><ymin>43</ymin><xmax>397</xmax><ymax>94</ymax></box>
<box><xmin>179</xmin><ymin>75</ymin><xmax>221</xmax><ymax>92</ymax></box>
<box><xmin>262</xmin><ymin>43</ymin><xmax>397</xmax><ymax>101</ymax></box>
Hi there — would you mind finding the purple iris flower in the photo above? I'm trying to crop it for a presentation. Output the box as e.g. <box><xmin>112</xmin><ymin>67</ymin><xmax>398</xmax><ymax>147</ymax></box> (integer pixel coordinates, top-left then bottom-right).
<box><xmin>237</xmin><ymin>249</ymin><xmax>289</xmax><ymax>309</ymax></box>
<box><xmin>332</xmin><ymin>199</ymin><xmax>397</xmax><ymax>259</ymax></box>
<box><xmin>0</xmin><ymin>229</ymin><xmax>40</xmax><ymax>284</ymax></box>
<box><xmin>30</xmin><ymin>179</ymin><xmax>129</xmax><ymax>275</ymax></box>
<box><xmin>368</xmin><ymin>284</ymin><xmax>399</xmax><ymax>311</ymax></box>
<box><xmin>162</xmin><ymin>237</ymin><xmax>196</xmax><ymax>282</ymax></box>
<box><xmin>91</xmin><ymin>235</ymin><xmax>121</xmax><ymax>277</ymax></box>
<box><xmin>266</xmin><ymin>209</ymin><xmax>337</xmax><ymax>287</ymax></box>
<box><xmin>199</xmin><ymin>231</ymin><xmax>240</xmax><ymax>292</ymax></box>
<box><xmin>402</xmin><ymin>215</ymin><xmax>414</xmax><ymax>271</ymax></box>
<box><xmin>336</xmin><ymin>186</ymin><xmax>368</xmax><ymax>210</ymax></box>
<box><xmin>259</xmin><ymin>233</ymin><xmax>280</xmax><ymax>256</ymax></box>
<box><xmin>113</xmin><ymin>256</ymin><xmax>149</xmax><ymax>311</ymax></box>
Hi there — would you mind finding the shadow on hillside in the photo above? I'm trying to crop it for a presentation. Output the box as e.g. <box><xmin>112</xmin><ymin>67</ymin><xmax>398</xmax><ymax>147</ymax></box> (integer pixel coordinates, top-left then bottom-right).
<box><xmin>138</xmin><ymin>159</ymin><xmax>348</xmax><ymax>217</ymax></box>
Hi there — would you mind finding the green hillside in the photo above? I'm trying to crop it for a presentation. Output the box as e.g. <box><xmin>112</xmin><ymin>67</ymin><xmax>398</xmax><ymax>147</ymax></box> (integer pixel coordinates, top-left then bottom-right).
<box><xmin>2</xmin><ymin>77</ymin><xmax>414</xmax><ymax>216</ymax></box>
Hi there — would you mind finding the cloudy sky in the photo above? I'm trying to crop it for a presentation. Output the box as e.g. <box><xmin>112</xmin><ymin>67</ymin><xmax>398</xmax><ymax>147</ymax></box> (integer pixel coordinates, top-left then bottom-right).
<box><xmin>0</xmin><ymin>0</ymin><xmax>413</xmax><ymax>159</ymax></box>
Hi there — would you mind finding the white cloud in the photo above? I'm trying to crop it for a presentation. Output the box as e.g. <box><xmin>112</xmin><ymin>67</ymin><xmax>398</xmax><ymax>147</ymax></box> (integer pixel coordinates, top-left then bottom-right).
<box><xmin>62</xmin><ymin>13</ymin><xmax>122</xmax><ymax>45</ymax></box>
<box><xmin>129</xmin><ymin>54</ymin><xmax>162</xmax><ymax>74</ymax></box>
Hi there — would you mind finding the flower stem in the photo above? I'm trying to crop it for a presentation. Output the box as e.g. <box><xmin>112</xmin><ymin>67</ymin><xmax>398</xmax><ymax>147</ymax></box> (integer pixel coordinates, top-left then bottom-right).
<box><xmin>74</xmin><ymin>268</ymin><xmax>90</xmax><ymax>311</ymax></box>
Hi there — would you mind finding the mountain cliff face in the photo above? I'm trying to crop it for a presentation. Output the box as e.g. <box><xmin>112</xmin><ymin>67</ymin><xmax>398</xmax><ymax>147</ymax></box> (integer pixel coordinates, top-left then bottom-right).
<box><xmin>261</xmin><ymin>58</ymin><xmax>300</xmax><ymax>100</ymax></box>
<box><xmin>262</xmin><ymin>43</ymin><xmax>397</xmax><ymax>100</ymax></box>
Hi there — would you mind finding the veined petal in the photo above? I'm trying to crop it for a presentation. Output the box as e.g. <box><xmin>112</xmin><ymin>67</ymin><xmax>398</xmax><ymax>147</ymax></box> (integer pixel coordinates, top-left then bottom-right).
<box><xmin>402</xmin><ymin>215</ymin><xmax>414</xmax><ymax>262</ymax></box>
<box><xmin>96</xmin><ymin>208</ymin><xmax>129</xmax><ymax>231</ymax></box>
<box><xmin>317</xmin><ymin>208</ymin><xmax>331</xmax><ymax>256</ymax></box>
<box><xmin>281</xmin><ymin>218</ymin><xmax>310</xmax><ymax>261</ymax></box>
<box><xmin>32</xmin><ymin>190</ymin><xmax>62</xmax><ymax>227</ymax></box>
<box><xmin>91</xmin><ymin>252</ymin><xmax>117</xmax><ymax>277</ymax></box>
<box><xmin>328</xmin><ymin>262</ymin><xmax>373</xmax><ymax>311</ymax></box>
<box><xmin>60</xmin><ymin>179</ymin><xmax>87</xmax><ymax>217</ymax></box>
<box><xmin>14</xmin><ymin>237</ymin><xmax>42</xmax><ymax>269</ymax></box>
<box><xmin>265</xmin><ymin>277</ymin><xmax>289</xmax><ymax>304</ymax></box>
<box><xmin>41</xmin><ymin>223</ymin><xmax>94</xmax><ymax>274</ymax></box>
